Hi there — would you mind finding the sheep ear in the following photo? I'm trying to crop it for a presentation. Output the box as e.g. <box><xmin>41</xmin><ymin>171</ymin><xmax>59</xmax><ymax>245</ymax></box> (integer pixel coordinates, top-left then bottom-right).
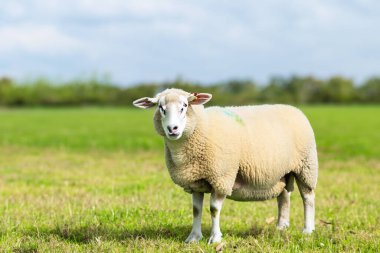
<box><xmin>188</xmin><ymin>93</ymin><xmax>212</xmax><ymax>105</ymax></box>
<box><xmin>133</xmin><ymin>97</ymin><xmax>158</xmax><ymax>109</ymax></box>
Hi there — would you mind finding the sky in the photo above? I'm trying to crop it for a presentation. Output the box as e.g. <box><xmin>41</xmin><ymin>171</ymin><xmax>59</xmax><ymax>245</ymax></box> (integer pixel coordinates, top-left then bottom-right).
<box><xmin>0</xmin><ymin>0</ymin><xmax>379</xmax><ymax>86</ymax></box>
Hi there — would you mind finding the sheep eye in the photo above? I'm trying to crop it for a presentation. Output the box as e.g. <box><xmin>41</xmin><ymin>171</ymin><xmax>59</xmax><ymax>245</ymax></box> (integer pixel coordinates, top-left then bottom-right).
<box><xmin>183</xmin><ymin>103</ymin><xmax>188</xmax><ymax>107</ymax></box>
<box><xmin>159</xmin><ymin>105</ymin><xmax>166</xmax><ymax>115</ymax></box>
<box><xmin>180</xmin><ymin>108</ymin><xmax>184</xmax><ymax>113</ymax></box>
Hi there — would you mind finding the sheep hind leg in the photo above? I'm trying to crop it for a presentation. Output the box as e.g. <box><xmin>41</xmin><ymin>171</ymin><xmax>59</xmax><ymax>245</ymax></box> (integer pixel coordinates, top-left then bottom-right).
<box><xmin>276</xmin><ymin>173</ymin><xmax>295</xmax><ymax>230</ymax></box>
<box><xmin>276</xmin><ymin>188</ymin><xmax>291</xmax><ymax>230</ymax></box>
<box><xmin>296</xmin><ymin>177</ymin><xmax>315</xmax><ymax>234</ymax></box>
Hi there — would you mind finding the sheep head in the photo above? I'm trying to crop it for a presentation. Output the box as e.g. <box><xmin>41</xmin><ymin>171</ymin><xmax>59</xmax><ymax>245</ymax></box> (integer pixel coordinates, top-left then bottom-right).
<box><xmin>133</xmin><ymin>89</ymin><xmax>212</xmax><ymax>140</ymax></box>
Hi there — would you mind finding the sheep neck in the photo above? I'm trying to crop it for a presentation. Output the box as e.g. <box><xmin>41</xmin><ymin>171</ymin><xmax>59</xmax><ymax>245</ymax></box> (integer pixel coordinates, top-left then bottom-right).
<box><xmin>164</xmin><ymin>110</ymin><xmax>208</xmax><ymax>168</ymax></box>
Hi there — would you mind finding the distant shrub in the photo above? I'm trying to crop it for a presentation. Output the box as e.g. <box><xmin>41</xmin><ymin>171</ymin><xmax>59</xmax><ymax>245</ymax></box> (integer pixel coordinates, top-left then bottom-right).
<box><xmin>0</xmin><ymin>75</ymin><xmax>379</xmax><ymax>107</ymax></box>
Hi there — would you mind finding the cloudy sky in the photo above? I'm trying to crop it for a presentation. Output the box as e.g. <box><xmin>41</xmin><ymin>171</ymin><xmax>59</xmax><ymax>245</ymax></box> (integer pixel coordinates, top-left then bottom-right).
<box><xmin>0</xmin><ymin>0</ymin><xmax>379</xmax><ymax>85</ymax></box>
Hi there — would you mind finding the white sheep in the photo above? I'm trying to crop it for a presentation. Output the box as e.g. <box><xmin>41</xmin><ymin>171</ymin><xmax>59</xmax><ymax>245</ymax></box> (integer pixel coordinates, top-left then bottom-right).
<box><xmin>133</xmin><ymin>88</ymin><xmax>318</xmax><ymax>244</ymax></box>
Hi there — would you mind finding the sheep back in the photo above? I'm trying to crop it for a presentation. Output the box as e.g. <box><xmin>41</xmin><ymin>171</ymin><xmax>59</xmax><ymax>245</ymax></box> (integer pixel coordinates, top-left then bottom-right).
<box><xmin>165</xmin><ymin>104</ymin><xmax>317</xmax><ymax>199</ymax></box>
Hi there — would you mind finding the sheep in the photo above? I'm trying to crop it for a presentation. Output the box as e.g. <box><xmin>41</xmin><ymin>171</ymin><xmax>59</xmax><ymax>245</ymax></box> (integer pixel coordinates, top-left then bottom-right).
<box><xmin>133</xmin><ymin>88</ymin><xmax>318</xmax><ymax>244</ymax></box>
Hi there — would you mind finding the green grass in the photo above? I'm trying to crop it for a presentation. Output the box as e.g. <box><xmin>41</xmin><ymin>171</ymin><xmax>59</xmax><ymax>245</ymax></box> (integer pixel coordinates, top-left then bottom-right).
<box><xmin>303</xmin><ymin>105</ymin><xmax>380</xmax><ymax>159</ymax></box>
<box><xmin>0</xmin><ymin>107</ymin><xmax>161</xmax><ymax>151</ymax></box>
<box><xmin>1</xmin><ymin>106</ymin><xmax>379</xmax><ymax>158</ymax></box>
<box><xmin>0</xmin><ymin>106</ymin><xmax>379</xmax><ymax>252</ymax></box>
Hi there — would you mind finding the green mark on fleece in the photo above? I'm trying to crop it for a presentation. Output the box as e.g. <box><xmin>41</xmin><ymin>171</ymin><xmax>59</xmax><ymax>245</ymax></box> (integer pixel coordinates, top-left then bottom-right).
<box><xmin>222</xmin><ymin>109</ymin><xmax>245</xmax><ymax>125</ymax></box>
<box><xmin>206</xmin><ymin>107</ymin><xmax>245</xmax><ymax>125</ymax></box>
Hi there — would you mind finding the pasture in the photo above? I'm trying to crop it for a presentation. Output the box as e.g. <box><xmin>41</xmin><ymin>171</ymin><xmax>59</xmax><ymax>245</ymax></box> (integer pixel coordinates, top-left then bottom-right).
<box><xmin>0</xmin><ymin>106</ymin><xmax>379</xmax><ymax>252</ymax></box>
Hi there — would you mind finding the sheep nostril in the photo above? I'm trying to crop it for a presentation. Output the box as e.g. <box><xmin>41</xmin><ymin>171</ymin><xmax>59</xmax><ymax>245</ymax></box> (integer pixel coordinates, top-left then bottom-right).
<box><xmin>167</xmin><ymin>126</ymin><xmax>178</xmax><ymax>134</ymax></box>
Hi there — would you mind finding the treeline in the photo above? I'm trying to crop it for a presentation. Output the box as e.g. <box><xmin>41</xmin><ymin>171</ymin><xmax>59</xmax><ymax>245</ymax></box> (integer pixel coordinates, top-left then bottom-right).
<box><xmin>0</xmin><ymin>75</ymin><xmax>379</xmax><ymax>107</ymax></box>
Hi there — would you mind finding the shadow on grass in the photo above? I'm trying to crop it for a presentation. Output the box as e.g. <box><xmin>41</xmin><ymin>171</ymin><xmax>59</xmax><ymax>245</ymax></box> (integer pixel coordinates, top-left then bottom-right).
<box><xmin>21</xmin><ymin>223</ymin><xmax>272</xmax><ymax>245</ymax></box>
<box><xmin>22</xmin><ymin>224</ymin><xmax>192</xmax><ymax>244</ymax></box>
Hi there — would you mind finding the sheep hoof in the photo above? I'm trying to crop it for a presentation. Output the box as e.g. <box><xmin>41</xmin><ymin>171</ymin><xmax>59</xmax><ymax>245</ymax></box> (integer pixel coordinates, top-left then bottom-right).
<box><xmin>185</xmin><ymin>232</ymin><xmax>203</xmax><ymax>243</ymax></box>
<box><xmin>208</xmin><ymin>232</ymin><xmax>222</xmax><ymax>244</ymax></box>
<box><xmin>302</xmin><ymin>228</ymin><xmax>314</xmax><ymax>234</ymax></box>
<box><xmin>276</xmin><ymin>221</ymin><xmax>290</xmax><ymax>230</ymax></box>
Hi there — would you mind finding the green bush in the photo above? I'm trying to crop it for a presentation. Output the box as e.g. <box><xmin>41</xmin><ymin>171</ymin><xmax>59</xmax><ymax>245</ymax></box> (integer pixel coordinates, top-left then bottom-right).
<box><xmin>0</xmin><ymin>75</ymin><xmax>379</xmax><ymax>107</ymax></box>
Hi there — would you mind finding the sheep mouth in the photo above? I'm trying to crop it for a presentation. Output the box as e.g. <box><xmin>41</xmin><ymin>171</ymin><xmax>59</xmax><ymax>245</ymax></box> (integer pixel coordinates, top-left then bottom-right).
<box><xmin>167</xmin><ymin>133</ymin><xmax>181</xmax><ymax>140</ymax></box>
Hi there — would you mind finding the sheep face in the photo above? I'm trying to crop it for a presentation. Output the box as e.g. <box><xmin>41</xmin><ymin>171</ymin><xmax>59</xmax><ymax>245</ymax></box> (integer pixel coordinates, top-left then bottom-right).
<box><xmin>157</xmin><ymin>93</ymin><xmax>189</xmax><ymax>140</ymax></box>
<box><xmin>133</xmin><ymin>89</ymin><xmax>212</xmax><ymax>141</ymax></box>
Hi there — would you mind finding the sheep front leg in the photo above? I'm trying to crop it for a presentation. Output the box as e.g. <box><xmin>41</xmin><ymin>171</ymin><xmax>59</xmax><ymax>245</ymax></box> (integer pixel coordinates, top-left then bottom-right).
<box><xmin>208</xmin><ymin>191</ymin><xmax>226</xmax><ymax>244</ymax></box>
<box><xmin>185</xmin><ymin>192</ymin><xmax>204</xmax><ymax>243</ymax></box>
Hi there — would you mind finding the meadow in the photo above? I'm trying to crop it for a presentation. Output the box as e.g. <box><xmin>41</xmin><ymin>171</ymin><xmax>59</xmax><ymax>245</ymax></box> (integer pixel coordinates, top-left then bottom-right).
<box><xmin>0</xmin><ymin>106</ymin><xmax>379</xmax><ymax>252</ymax></box>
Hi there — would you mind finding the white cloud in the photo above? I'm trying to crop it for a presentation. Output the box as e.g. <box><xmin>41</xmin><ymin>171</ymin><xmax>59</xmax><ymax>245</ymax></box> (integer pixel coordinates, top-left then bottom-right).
<box><xmin>0</xmin><ymin>24</ymin><xmax>81</xmax><ymax>54</ymax></box>
<box><xmin>3</xmin><ymin>1</ymin><xmax>26</xmax><ymax>18</ymax></box>
<box><xmin>0</xmin><ymin>0</ymin><xmax>379</xmax><ymax>84</ymax></box>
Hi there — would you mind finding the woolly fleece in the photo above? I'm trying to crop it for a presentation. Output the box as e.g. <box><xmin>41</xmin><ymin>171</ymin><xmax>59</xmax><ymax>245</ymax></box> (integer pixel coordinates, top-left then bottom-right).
<box><xmin>153</xmin><ymin>89</ymin><xmax>318</xmax><ymax>200</ymax></box>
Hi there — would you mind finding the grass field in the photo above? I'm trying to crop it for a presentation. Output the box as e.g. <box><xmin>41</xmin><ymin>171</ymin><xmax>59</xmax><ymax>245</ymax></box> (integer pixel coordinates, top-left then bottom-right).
<box><xmin>0</xmin><ymin>106</ymin><xmax>379</xmax><ymax>252</ymax></box>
